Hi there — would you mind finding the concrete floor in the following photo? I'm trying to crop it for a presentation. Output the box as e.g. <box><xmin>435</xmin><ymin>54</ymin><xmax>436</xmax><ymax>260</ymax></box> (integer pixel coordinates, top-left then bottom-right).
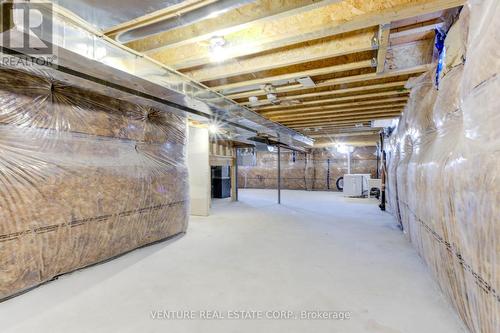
<box><xmin>0</xmin><ymin>189</ymin><xmax>467</xmax><ymax>333</ymax></box>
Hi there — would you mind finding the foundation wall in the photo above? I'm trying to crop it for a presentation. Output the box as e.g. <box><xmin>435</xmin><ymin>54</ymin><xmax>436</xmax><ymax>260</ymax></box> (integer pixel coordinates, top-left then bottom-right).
<box><xmin>0</xmin><ymin>69</ymin><xmax>189</xmax><ymax>300</ymax></box>
<box><xmin>238</xmin><ymin>147</ymin><xmax>377</xmax><ymax>191</ymax></box>
<box><xmin>386</xmin><ymin>4</ymin><xmax>499</xmax><ymax>332</ymax></box>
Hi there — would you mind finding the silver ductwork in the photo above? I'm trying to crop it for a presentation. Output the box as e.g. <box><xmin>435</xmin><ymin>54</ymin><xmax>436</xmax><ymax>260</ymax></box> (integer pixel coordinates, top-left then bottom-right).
<box><xmin>116</xmin><ymin>0</ymin><xmax>255</xmax><ymax>43</ymax></box>
<box><xmin>0</xmin><ymin>3</ymin><xmax>313</xmax><ymax>149</ymax></box>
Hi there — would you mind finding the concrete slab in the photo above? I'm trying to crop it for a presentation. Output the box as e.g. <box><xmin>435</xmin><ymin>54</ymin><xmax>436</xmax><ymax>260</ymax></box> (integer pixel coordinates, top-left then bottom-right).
<box><xmin>0</xmin><ymin>189</ymin><xmax>467</xmax><ymax>333</ymax></box>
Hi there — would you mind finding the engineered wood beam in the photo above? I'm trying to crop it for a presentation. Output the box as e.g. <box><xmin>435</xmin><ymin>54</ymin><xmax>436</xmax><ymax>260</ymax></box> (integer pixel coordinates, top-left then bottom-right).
<box><xmin>285</xmin><ymin>113</ymin><xmax>402</xmax><ymax>127</ymax></box>
<box><xmin>185</xmin><ymin>28</ymin><xmax>377</xmax><ymax>82</ymax></box>
<box><xmin>302</xmin><ymin>125</ymin><xmax>377</xmax><ymax>132</ymax></box>
<box><xmin>269</xmin><ymin>104</ymin><xmax>404</xmax><ymax>122</ymax></box>
<box><xmin>225</xmin><ymin>64</ymin><xmax>430</xmax><ymax>100</ymax></box>
<box><xmin>241</xmin><ymin>81</ymin><xmax>407</xmax><ymax>106</ymax></box>
<box><xmin>262</xmin><ymin>103</ymin><xmax>407</xmax><ymax>117</ymax></box>
<box><xmin>210</xmin><ymin>60</ymin><xmax>374</xmax><ymax>91</ymax></box>
<box><xmin>390</xmin><ymin>18</ymin><xmax>444</xmax><ymax>39</ymax></box>
<box><xmin>302</xmin><ymin>127</ymin><xmax>375</xmax><ymax>134</ymax></box>
<box><xmin>124</xmin><ymin>0</ymin><xmax>340</xmax><ymax>52</ymax></box>
<box><xmin>145</xmin><ymin>0</ymin><xmax>464</xmax><ymax>69</ymax></box>
<box><xmin>314</xmin><ymin>140</ymin><xmax>379</xmax><ymax>147</ymax></box>
<box><xmin>302</xmin><ymin>123</ymin><xmax>370</xmax><ymax>129</ymax></box>
<box><xmin>213</xmin><ymin>60</ymin><xmax>375</xmax><ymax>92</ymax></box>
<box><xmin>385</xmin><ymin>39</ymin><xmax>434</xmax><ymax>71</ymax></box>
<box><xmin>308</xmin><ymin>131</ymin><xmax>380</xmax><ymax>138</ymax></box>
<box><xmin>271</xmin><ymin>108</ymin><xmax>404</xmax><ymax>122</ymax></box>
<box><xmin>256</xmin><ymin>92</ymin><xmax>408</xmax><ymax>112</ymax></box>
<box><xmin>376</xmin><ymin>24</ymin><xmax>391</xmax><ymax>73</ymax></box>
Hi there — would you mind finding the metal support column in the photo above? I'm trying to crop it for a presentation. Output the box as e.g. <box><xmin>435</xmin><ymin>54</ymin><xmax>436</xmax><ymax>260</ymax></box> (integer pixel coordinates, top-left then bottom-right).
<box><xmin>347</xmin><ymin>151</ymin><xmax>351</xmax><ymax>174</ymax></box>
<box><xmin>234</xmin><ymin>148</ymin><xmax>239</xmax><ymax>201</ymax></box>
<box><xmin>277</xmin><ymin>145</ymin><xmax>281</xmax><ymax>204</ymax></box>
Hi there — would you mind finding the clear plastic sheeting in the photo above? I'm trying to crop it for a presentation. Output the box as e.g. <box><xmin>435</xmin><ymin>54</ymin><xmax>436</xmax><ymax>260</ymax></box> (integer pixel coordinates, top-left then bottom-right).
<box><xmin>385</xmin><ymin>4</ymin><xmax>499</xmax><ymax>332</ymax></box>
<box><xmin>0</xmin><ymin>68</ymin><xmax>189</xmax><ymax>300</ymax></box>
<box><xmin>238</xmin><ymin>150</ymin><xmax>309</xmax><ymax>190</ymax></box>
<box><xmin>461</xmin><ymin>0</ymin><xmax>500</xmax><ymax>96</ymax></box>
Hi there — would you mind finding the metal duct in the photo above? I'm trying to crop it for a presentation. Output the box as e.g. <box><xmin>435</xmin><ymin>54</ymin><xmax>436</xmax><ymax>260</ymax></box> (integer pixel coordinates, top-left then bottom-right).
<box><xmin>117</xmin><ymin>0</ymin><xmax>255</xmax><ymax>43</ymax></box>
<box><xmin>0</xmin><ymin>2</ymin><xmax>312</xmax><ymax>149</ymax></box>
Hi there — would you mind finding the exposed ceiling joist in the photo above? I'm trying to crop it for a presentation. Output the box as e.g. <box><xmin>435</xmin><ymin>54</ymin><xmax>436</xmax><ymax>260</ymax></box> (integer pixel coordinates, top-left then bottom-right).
<box><xmin>144</xmin><ymin>0</ymin><xmax>464</xmax><ymax>69</ymax></box>
<box><xmin>265</xmin><ymin>101</ymin><xmax>406</xmax><ymax>120</ymax></box>
<box><xmin>241</xmin><ymin>81</ymin><xmax>407</xmax><ymax>106</ymax></box>
<box><xmin>303</xmin><ymin>123</ymin><xmax>373</xmax><ymax>129</ymax></box>
<box><xmin>185</xmin><ymin>28</ymin><xmax>377</xmax><ymax>82</ymax></box>
<box><xmin>226</xmin><ymin>64</ymin><xmax>430</xmax><ymax>100</ymax></box>
<box><xmin>274</xmin><ymin>109</ymin><xmax>399</xmax><ymax>124</ymax></box>
<box><xmin>307</xmin><ymin>130</ymin><xmax>380</xmax><ymax>138</ymax></box>
<box><xmin>390</xmin><ymin>18</ymin><xmax>444</xmax><ymax>40</ymax></box>
<box><xmin>376</xmin><ymin>24</ymin><xmax>391</xmax><ymax>73</ymax></box>
<box><xmin>124</xmin><ymin>0</ymin><xmax>340</xmax><ymax>52</ymax></box>
<box><xmin>261</xmin><ymin>96</ymin><xmax>408</xmax><ymax>114</ymax></box>
<box><xmin>314</xmin><ymin>139</ymin><xmax>379</xmax><ymax>147</ymax></box>
<box><xmin>303</xmin><ymin>125</ymin><xmax>380</xmax><ymax>132</ymax></box>
<box><xmin>214</xmin><ymin>59</ymin><xmax>375</xmax><ymax>92</ymax></box>
<box><xmin>256</xmin><ymin>92</ymin><xmax>408</xmax><ymax>112</ymax></box>
<box><xmin>103</xmin><ymin>1</ymin><xmax>461</xmax><ymax>138</ymax></box>
<box><xmin>301</xmin><ymin>126</ymin><xmax>376</xmax><ymax>134</ymax></box>
<box><xmin>285</xmin><ymin>113</ymin><xmax>402</xmax><ymax>127</ymax></box>
<box><xmin>270</xmin><ymin>104</ymin><xmax>404</xmax><ymax>122</ymax></box>
<box><xmin>264</xmin><ymin>103</ymin><xmax>406</xmax><ymax>117</ymax></box>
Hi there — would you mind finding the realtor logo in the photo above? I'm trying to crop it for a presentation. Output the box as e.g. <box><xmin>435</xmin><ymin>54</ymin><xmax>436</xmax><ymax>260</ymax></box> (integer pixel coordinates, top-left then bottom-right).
<box><xmin>1</xmin><ymin>0</ymin><xmax>53</xmax><ymax>55</ymax></box>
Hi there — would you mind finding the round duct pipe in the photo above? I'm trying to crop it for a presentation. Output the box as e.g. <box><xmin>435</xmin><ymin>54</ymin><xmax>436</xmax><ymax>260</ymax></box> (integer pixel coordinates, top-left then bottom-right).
<box><xmin>117</xmin><ymin>0</ymin><xmax>255</xmax><ymax>43</ymax></box>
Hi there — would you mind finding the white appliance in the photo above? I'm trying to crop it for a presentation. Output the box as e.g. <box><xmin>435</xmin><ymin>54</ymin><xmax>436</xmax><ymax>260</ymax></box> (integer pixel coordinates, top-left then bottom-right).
<box><xmin>343</xmin><ymin>174</ymin><xmax>371</xmax><ymax>197</ymax></box>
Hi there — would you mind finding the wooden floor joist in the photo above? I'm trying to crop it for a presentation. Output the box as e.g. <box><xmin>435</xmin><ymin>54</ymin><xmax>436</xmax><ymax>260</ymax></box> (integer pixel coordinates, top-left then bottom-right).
<box><xmin>241</xmin><ymin>81</ymin><xmax>408</xmax><ymax>106</ymax></box>
<box><xmin>213</xmin><ymin>59</ymin><xmax>375</xmax><ymax>92</ymax></box>
<box><xmin>301</xmin><ymin>123</ymin><xmax>375</xmax><ymax>130</ymax></box>
<box><xmin>307</xmin><ymin>130</ymin><xmax>380</xmax><ymax>137</ymax></box>
<box><xmin>109</xmin><ymin>0</ymin><xmax>464</xmax><ymax>141</ymax></box>
<box><xmin>302</xmin><ymin>124</ymin><xmax>374</xmax><ymax>130</ymax></box>
<box><xmin>311</xmin><ymin>128</ymin><xmax>380</xmax><ymax>138</ymax></box>
<box><xmin>273</xmin><ymin>108</ymin><xmax>405</xmax><ymax>122</ymax></box>
<box><xmin>277</xmin><ymin>107</ymin><xmax>404</xmax><ymax>122</ymax></box>
<box><xmin>285</xmin><ymin>114</ymin><xmax>402</xmax><ymax>128</ymax></box>
<box><xmin>376</xmin><ymin>24</ymin><xmax>391</xmax><ymax>73</ymax></box>
<box><xmin>187</xmin><ymin>28</ymin><xmax>378</xmax><ymax>83</ymax></box>
<box><xmin>226</xmin><ymin>65</ymin><xmax>430</xmax><ymax>100</ymax></box>
<box><xmin>261</xmin><ymin>97</ymin><xmax>408</xmax><ymax>116</ymax></box>
<box><xmin>123</xmin><ymin>0</ymin><xmax>340</xmax><ymax>52</ymax></box>
<box><xmin>144</xmin><ymin>0</ymin><xmax>464</xmax><ymax>69</ymax></box>
<box><xmin>262</xmin><ymin>102</ymin><xmax>407</xmax><ymax>117</ymax></box>
<box><xmin>256</xmin><ymin>92</ymin><xmax>409</xmax><ymax>112</ymax></box>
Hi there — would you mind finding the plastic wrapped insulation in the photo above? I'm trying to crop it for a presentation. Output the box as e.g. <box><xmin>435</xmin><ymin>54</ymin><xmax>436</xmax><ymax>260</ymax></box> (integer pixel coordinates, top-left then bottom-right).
<box><xmin>237</xmin><ymin>147</ymin><xmax>377</xmax><ymax>191</ymax></box>
<box><xmin>385</xmin><ymin>4</ymin><xmax>499</xmax><ymax>332</ymax></box>
<box><xmin>0</xmin><ymin>68</ymin><xmax>189</xmax><ymax>300</ymax></box>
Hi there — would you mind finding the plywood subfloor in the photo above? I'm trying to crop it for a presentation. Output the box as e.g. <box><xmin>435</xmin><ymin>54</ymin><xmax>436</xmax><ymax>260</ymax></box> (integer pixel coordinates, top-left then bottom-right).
<box><xmin>0</xmin><ymin>190</ymin><xmax>467</xmax><ymax>333</ymax></box>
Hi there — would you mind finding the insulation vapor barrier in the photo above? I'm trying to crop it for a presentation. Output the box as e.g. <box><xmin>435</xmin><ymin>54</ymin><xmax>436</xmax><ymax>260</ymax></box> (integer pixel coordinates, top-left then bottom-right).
<box><xmin>385</xmin><ymin>2</ymin><xmax>499</xmax><ymax>332</ymax></box>
<box><xmin>238</xmin><ymin>147</ymin><xmax>377</xmax><ymax>191</ymax></box>
<box><xmin>0</xmin><ymin>68</ymin><xmax>189</xmax><ymax>300</ymax></box>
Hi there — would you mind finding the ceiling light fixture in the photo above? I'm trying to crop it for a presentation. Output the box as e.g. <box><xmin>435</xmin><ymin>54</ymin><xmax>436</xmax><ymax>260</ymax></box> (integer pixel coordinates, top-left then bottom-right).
<box><xmin>336</xmin><ymin>143</ymin><xmax>354</xmax><ymax>154</ymax></box>
<box><xmin>208</xmin><ymin>123</ymin><xmax>220</xmax><ymax>134</ymax></box>
<box><xmin>209</xmin><ymin>36</ymin><xmax>229</xmax><ymax>63</ymax></box>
